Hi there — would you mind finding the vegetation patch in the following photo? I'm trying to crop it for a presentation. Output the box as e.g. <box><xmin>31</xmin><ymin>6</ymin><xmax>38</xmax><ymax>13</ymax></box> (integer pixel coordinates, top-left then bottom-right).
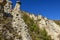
<box><xmin>22</xmin><ymin>12</ymin><xmax>52</xmax><ymax>40</ymax></box>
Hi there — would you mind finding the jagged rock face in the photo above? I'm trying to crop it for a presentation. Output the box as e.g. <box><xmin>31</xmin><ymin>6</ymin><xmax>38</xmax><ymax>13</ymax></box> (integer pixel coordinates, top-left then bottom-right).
<box><xmin>0</xmin><ymin>0</ymin><xmax>32</xmax><ymax>40</ymax></box>
<box><xmin>0</xmin><ymin>0</ymin><xmax>60</xmax><ymax>40</ymax></box>
<box><xmin>11</xmin><ymin>2</ymin><xmax>32</xmax><ymax>40</ymax></box>
<box><xmin>4</xmin><ymin>1</ymin><xmax>12</xmax><ymax>13</ymax></box>
<box><xmin>29</xmin><ymin>14</ymin><xmax>60</xmax><ymax>40</ymax></box>
<box><xmin>0</xmin><ymin>12</ymin><xmax>13</xmax><ymax>40</ymax></box>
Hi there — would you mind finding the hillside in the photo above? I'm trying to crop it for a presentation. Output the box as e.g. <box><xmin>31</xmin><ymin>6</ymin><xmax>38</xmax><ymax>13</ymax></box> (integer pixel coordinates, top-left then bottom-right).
<box><xmin>21</xmin><ymin>11</ymin><xmax>52</xmax><ymax>40</ymax></box>
<box><xmin>0</xmin><ymin>0</ymin><xmax>60</xmax><ymax>40</ymax></box>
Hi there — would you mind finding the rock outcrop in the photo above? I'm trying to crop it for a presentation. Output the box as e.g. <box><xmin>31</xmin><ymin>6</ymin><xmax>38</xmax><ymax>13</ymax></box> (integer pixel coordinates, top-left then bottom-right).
<box><xmin>0</xmin><ymin>0</ymin><xmax>60</xmax><ymax>40</ymax></box>
<box><xmin>29</xmin><ymin>14</ymin><xmax>60</xmax><ymax>40</ymax></box>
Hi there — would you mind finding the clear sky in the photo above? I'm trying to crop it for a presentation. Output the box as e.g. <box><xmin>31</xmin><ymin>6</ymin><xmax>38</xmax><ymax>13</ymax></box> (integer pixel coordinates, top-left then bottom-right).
<box><xmin>11</xmin><ymin>0</ymin><xmax>60</xmax><ymax>20</ymax></box>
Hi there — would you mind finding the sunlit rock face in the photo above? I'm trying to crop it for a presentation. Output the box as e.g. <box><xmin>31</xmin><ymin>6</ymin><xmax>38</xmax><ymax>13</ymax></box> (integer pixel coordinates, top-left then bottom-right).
<box><xmin>12</xmin><ymin>1</ymin><xmax>32</xmax><ymax>40</ymax></box>
<box><xmin>4</xmin><ymin>1</ymin><xmax>12</xmax><ymax>13</ymax></box>
<box><xmin>0</xmin><ymin>0</ymin><xmax>32</xmax><ymax>40</ymax></box>
<box><xmin>0</xmin><ymin>0</ymin><xmax>60</xmax><ymax>40</ymax></box>
<box><xmin>29</xmin><ymin>13</ymin><xmax>60</xmax><ymax>40</ymax></box>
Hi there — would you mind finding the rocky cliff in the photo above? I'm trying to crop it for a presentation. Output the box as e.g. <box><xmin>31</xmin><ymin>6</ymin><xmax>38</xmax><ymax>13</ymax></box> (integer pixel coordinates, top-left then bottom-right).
<box><xmin>0</xmin><ymin>0</ymin><xmax>60</xmax><ymax>40</ymax></box>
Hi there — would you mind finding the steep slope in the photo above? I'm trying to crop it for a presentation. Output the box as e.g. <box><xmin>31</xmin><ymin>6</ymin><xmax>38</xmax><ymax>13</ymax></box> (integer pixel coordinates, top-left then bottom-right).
<box><xmin>21</xmin><ymin>11</ymin><xmax>52</xmax><ymax>40</ymax></box>
<box><xmin>28</xmin><ymin>13</ymin><xmax>60</xmax><ymax>40</ymax></box>
<box><xmin>0</xmin><ymin>0</ymin><xmax>60</xmax><ymax>40</ymax></box>
<box><xmin>0</xmin><ymin>12</ymin><xmax>14</xmax><ymax>40</ymax></box>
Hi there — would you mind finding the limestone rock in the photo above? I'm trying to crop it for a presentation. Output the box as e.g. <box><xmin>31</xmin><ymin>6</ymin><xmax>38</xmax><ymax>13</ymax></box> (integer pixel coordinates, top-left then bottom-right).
<box><xmin>0</xmin><ymin>0</ymin><xmax>60</xmax><ymax>40</ymax></box>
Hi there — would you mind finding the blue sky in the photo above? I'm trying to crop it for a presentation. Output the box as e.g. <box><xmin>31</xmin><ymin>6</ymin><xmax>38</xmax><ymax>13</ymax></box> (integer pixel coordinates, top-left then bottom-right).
<box><xmin>11</xmin><ymin>0</ymin><xmax>60</xmax><ymax>20</ymax></box>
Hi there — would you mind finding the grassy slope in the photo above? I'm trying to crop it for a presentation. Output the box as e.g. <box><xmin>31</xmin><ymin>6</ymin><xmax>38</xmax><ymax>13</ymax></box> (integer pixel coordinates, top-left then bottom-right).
<box><xmin>21</xmin><ymin>11</ymin><xmax>52</xmax><ymax>40</ymax></box>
